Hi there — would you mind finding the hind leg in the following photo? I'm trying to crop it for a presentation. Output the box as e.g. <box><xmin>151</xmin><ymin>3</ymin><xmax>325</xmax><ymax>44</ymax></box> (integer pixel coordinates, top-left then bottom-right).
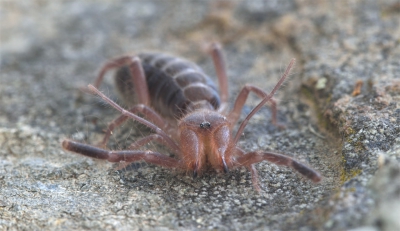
<box><xmin>93</xmin><ymin>55</ymin><xmax>150</xmax><ymax>106</ymax></box>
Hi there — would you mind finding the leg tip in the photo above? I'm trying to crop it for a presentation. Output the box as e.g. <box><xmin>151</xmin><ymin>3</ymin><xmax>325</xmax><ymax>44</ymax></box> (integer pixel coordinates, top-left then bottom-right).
<box><xmin>131</xmin><ymin>56</ymin><xmax>141</xmax><ymax>64</ymax></box>
<box><xmin>210</xmin><ymin>42</ymin><xmax>221</xmax><ymax>50</ymax></box>
<box><xmin>61</xmin><ymin>139</ymin><xmax>71</xmax><ymax>150</ymax></box>
<box><xmin>312</xmin><ymin>172</ymin><xmax>323</xmax><ymax>183</ymax></box>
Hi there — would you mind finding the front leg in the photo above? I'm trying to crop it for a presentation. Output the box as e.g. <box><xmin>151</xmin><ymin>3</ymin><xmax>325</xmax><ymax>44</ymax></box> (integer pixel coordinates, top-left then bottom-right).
<box><xmin>87</xmin><ymin>85</ymin><xmax>181</xmax><ymax>154</ymax></box>
<box><xmin>228</xmin><ymin>84</ymin><xmax>279</xmax><ymax>127</ymax></box>
<box><xmin>128</xmin><ymin>134</ymin><xmax>180</xmax><ymax>155</ymax></box>
<box><xmin>99</xmin><ymin>104</ymin><xmax>175</xmax><ymax>148</ymax></box>
<box><xmin>233</xmin><ymin>59</ymin><xmax>295</xmax><ymax>145</ymax></box>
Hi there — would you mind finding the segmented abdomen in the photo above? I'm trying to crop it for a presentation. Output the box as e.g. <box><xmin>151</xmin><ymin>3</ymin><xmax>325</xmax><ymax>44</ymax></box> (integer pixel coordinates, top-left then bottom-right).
<box><xmin>115</xmin><ymin>53</ymin><xmax>220</xmax><ymax>119</ymax></box>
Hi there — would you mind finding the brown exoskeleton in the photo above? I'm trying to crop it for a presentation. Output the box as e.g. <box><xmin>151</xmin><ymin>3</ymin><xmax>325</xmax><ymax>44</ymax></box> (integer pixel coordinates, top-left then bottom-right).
<box><xmin>62</xmin><ymin>43</ymin><xmax>322</xmax><ymax>190</ymax></box>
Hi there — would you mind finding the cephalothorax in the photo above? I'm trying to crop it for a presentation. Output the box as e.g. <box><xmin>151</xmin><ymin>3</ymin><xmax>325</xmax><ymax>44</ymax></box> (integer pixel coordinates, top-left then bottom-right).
<box><xmin>62</xmin><ymin>43</ymin><xmax>322</xmax><ymax>190</ymax></box>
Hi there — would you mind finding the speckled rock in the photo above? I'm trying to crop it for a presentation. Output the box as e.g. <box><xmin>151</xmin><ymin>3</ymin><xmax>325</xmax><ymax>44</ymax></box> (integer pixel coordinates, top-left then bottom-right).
<box><xmin>1</xmin><ymin>0</ymin><xmax>399</xmax><ymax>230</ymax></box>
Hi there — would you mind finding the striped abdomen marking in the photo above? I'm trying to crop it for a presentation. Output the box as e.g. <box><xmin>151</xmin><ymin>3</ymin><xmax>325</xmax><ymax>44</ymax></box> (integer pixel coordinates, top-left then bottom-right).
<box><xmin>115</xmin><ymin>53</ymin><xmax>220</xmax><ymax>119</ymax></box>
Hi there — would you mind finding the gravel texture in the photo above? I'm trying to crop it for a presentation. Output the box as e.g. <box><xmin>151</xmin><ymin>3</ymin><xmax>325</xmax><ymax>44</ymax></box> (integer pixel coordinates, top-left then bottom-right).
<box><xmin>1</xmin><ymin>0</ymin><xmax>399</xmax><ymax>230</ymax></box>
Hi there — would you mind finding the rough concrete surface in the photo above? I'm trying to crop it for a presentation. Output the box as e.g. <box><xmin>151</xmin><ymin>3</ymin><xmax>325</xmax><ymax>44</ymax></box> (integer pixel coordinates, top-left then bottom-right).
<box><xmin>1</xmin><ymin>0</ymin><xmax>399</xmax><ymax>230</ymax></box>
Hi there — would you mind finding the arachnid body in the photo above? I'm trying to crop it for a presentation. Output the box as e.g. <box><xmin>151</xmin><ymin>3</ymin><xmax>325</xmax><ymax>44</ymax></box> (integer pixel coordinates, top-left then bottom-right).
<box><xmin>62</xmin><ymin>44</ymin><xmax>322</xmax><ymax>190</ymax></box>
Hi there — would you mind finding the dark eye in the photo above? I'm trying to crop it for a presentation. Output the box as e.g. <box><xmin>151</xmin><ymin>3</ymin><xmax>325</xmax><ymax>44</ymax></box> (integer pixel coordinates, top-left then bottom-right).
<box><xmin>200</xmin><ymin>122</ymin><xmax>211</xmax><ymax>129</ymax></box>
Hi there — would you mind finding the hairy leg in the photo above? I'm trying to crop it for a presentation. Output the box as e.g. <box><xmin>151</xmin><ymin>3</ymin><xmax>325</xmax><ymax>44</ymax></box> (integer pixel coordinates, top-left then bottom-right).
<box><xmin>228</xmin><ymin>148</ymin><xmax>262</xmax><ymax>191</ymax></box>
<box><xmin>99</xmin><ymin>104</ymin><xmax>174</xmax><ymax>147</ymax></box>
<box><xmin>62</xmin><ymin>139</ymin><xmax>181</xmax><ymax>168</ymax></box>
<box><xmin>233</xmin><ymin>151</ymin><xmax>322</xmax><ymax>183</ymax></box>
<box><xmin>228</xmin><ymin>84</ymin><xmax>279</xmax><ymax>126</ymax></box>
<box><xmin>94</xmin><ymin>55</ymin><xmax>150</xmax><ymax>106</ymax></box>
<box><xmin>128</xmin><ymin>134</ymin><xmax>180</xmax><ymax>155</ymax></box>
<box><xmin>233</xmin><ymin>59</ymin><xmax>295</xmax><ymax>144</ymax></box>
<box><xmin>87</xmin><ymin>85</ymin><xmax>181</xmax><ymax>154</ymax></box>
<box><xmin>209</xmin><ymin>43</ymin><xmax>229</xmax><ymax>112</ymax></box>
